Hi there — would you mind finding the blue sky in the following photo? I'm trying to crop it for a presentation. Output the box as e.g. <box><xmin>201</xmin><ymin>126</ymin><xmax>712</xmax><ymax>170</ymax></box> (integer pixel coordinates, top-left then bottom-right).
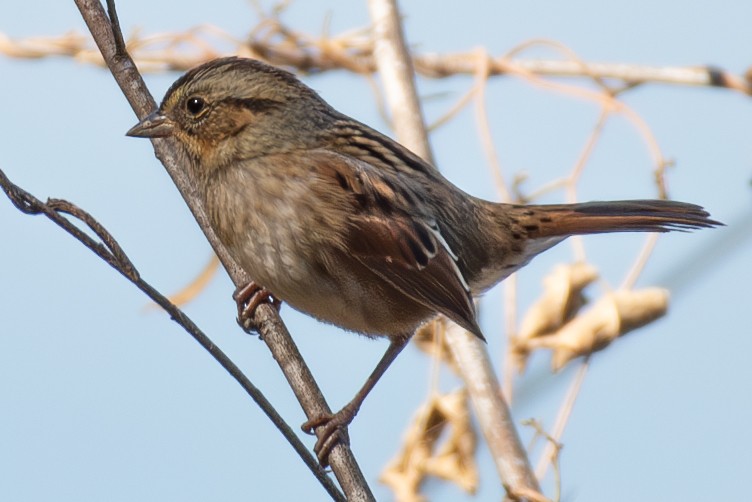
<box><xmin>2</xmin><ymin>1</ymin><xmax>750</xmax><ymax>501</ymax></box>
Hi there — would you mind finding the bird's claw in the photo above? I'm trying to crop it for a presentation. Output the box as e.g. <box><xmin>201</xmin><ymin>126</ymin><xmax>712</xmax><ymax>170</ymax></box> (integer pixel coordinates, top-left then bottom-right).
<box><xmin>233</xmin><ymin>281</ymin><xmax>281</xmax><ymax>332</ymax></box>
<box><xmin>302</xmin><ymin>406</ymin><xmax>357</xmax><ymax>467</ymax></box>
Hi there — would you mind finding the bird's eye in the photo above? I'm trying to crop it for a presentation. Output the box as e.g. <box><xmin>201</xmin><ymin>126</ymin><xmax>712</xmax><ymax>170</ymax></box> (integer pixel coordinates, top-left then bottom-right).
<box><xmin>186</xmin><ymin>96</ymin><xmax>206</xmax><ymax>116</ymax></box>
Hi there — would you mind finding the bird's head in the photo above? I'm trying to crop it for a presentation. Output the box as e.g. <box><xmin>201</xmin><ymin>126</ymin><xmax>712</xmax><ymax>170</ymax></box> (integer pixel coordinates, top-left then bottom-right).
<box><xmin>127</xmin><ymin>57</ymin><xmax>334</xmax><ymax>169</ymax></box>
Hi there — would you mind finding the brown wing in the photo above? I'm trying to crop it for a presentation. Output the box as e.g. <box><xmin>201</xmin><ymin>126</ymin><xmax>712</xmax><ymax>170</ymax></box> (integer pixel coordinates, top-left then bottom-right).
<box><xmin>314</xmin><ymin>150</ymin><xmax>483</xmax><ymax>339</ymax></box>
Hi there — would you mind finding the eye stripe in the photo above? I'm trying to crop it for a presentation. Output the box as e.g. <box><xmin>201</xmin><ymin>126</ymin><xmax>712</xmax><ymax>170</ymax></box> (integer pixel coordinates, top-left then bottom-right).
<box><xmin>224</xmin><ymin>97</ymin><xmax>281</xmax><ymax>113</ymax></box>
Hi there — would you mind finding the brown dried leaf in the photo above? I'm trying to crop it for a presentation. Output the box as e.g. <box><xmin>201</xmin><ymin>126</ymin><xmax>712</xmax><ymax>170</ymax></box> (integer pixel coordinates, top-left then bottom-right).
<box><xmin>525</xmin><ymin>288</ymin><xmax>669</xmax><ymax>371</ymax></box>
<box><xmin>512</xmin><ymin>263</ymin><xmax>599</xmax><ymax>371</ymax></box>
<box><xmin>380</xmin><ymin>390</ymin><xmax>478</xmax><ymax>501</ymax></box>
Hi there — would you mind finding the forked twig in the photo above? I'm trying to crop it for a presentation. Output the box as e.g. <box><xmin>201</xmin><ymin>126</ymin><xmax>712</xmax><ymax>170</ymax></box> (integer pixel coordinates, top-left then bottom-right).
<box><xmin>0</xmin><ymin>167</ymin><xmax>344</xmax><ymax>502</ymax></box>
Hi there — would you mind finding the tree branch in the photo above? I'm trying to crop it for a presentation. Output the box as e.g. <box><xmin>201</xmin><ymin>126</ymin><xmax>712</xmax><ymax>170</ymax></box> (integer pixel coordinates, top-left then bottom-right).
<box><xmin>72</xmin><ymin>0</ymin><xmax>374</xmax><ymax>499</ymax></box>
<box><xmin>0</xmin><ymin>168</ymin><xmax>344</xmax><ymax>502</ymax></box>
<box><xmin>366</xmin><ymin>0</ymin><xmax>542</xmax><ymax>499</ymax></box>
<box><xmin>2</xmin><ymin>27</ymin><xmax>750</xmax><ymax>95</ymax></box>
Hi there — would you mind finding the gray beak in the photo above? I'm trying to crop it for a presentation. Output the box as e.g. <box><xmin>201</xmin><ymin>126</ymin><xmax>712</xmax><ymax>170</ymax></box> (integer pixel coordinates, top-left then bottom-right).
<box><xmin>126</xmin><ymin>111</ymin><xmax>175</xmax><ymax>138</ymax></box>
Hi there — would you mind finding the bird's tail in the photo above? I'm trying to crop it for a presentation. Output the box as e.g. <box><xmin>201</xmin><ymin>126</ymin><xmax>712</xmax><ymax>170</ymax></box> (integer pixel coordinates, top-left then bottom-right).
<box><xmin>510</xmin><ymin>200</ymin><xmax>722</xmax><ymax>238</ymax></box>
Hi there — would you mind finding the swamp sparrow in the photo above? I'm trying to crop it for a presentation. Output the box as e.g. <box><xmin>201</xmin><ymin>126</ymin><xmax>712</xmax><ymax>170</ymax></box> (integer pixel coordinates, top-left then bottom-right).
<box><xmin>127</xmin><ymin>57</ymin><xmax>719</xmax><ymax>464</ymax></box>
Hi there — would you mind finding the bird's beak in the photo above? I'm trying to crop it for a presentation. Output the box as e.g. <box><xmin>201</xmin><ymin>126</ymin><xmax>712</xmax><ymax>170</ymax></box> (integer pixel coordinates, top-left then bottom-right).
<box><xmin>126</xmin><ymin>111</ymin><xmax>175</xmax><ymax>138</ymax></box>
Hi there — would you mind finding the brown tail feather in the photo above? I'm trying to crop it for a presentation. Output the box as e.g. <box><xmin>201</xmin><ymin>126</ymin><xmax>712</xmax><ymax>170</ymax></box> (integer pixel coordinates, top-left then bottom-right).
<box><xmin>514</xmin><ymin>200</ymin><xmax>722</xmax><ymax>239</ymax></box>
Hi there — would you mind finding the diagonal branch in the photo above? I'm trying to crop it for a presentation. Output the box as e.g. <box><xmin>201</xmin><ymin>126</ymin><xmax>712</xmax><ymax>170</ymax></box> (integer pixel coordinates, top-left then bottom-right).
<box><xmin>71</xmin><ymin>0</ymin><xmax>374</xmax><ymax>499</ymax></box>
<box><xmin>366</xmin><ymin>0</ymin><xmax>543</xmax><ymax>499</ymax></box>
<box><xmin>0</xmin><ymin>167</ymin><xmax>344</xmax><ymax>502</ymax></box>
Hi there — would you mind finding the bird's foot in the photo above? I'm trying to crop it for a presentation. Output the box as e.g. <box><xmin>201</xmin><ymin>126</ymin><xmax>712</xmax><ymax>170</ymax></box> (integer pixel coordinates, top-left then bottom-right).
<box><xmin>302</xmin><ymin>402</ymin><xmax>360</xmax><ymax>467</ymax></box>
<box><xmin>233</xmin><ymin>281</ymin><xmax>281</xmax><ymax>332</ymax></box>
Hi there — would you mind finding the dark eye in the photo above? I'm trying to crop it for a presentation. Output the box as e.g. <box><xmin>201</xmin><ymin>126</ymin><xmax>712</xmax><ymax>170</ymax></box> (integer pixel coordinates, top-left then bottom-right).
<box><xmin>185</xmin><ymin>96</ymin><xmax>206</xmax><ymax>116</ymax></box>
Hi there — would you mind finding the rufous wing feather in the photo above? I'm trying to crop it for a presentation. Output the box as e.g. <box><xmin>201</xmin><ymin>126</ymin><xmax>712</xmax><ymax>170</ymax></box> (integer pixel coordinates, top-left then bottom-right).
<box><xmin>349</xmin><ymin>216</ymin><xmax>483</xmax><ymax>339</ymax></box>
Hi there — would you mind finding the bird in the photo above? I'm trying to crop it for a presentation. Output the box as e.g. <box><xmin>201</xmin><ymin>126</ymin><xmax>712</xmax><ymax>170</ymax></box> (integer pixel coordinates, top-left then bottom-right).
<box><xmin>127</xmin><ymin>56</ymin><xmax>720</xmax><ymax>464</ymax></box>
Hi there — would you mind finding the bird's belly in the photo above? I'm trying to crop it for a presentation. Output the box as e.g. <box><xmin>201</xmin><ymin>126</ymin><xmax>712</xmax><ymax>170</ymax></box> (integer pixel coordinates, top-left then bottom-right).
<box><xmin>233</xmin><ymin>238</ymin><xmax>430</xmax><ymax>337</ymax></box>
<box><xmin>204</xmin><ymin>162</ymin><xmax>432</xmax><ymax>337</ymax></box>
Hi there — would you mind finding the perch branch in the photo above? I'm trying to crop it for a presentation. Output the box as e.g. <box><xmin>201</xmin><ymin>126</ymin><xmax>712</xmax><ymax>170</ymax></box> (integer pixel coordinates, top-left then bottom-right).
<box><xmin>0</xmin><ymin>168</ymin><xmax>344</xmax><ymax>502</ymax></box>
<box><xmin>366</xmin><ymin>0</ymin><xmax>542</xmax><ymax>498</ymax></box>
<box><xmin>72</xmin><ymin>0</ymin><xmax>373</xmax><ymax>499</ymax></box>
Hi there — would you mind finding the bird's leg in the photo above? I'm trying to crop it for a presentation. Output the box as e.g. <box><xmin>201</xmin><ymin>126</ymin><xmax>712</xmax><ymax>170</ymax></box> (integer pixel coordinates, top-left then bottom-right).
<box><xmin>302</xmin><ymin>335</ymin><xmax>410</xmax><ymax>466</ymax></box>
<box><xmin>233</xmin><ymin>281</ymin><xmax>281</xmax><ymax>331</ymax></box>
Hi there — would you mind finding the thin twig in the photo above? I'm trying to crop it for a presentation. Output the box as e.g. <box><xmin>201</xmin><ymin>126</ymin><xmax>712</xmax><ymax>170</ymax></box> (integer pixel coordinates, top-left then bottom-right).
<box><xmin>0</xmin><ymin>167</ymin><xmax>344</xmax><ymax>502</ymax></box>
<box><xmin>564</xmin><ymin>108</ymin><xmax>612</xmax><ymax>263</ymax></box>
<box><xmin>3</xmin><ymin>27</ymin><xmax>750</xmax><ymax>96</ymax></box>
<box><xmin>501</xmin><ymin>275</ymin><xmax>518</xmax><ymax>404</ymax></box>
<box><xmin>473</xmin><ymin>48</ymin><xmax>512</xmax><ymax>203</ymax></box>
<box><xmin>535</xmin><ymin>359</ymin><xmax>589</xmax><ymax>481</ymax></box>
<box><xmin>523</xmin><ymin>418</ymin><xmax>563</xmax><ymax>502</ymax></box>
<box><xmin>620</xmin><ymin>233</ymin><xmax>660</xmax><ymax>290</ymax></box>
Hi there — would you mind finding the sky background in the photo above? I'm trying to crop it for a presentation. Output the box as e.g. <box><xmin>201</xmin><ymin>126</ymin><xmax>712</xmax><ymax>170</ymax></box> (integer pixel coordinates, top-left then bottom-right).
<box><xmin>2</xmin><ymin>1</ymin><xmax>751</xmax><ymax>501</ymax></box>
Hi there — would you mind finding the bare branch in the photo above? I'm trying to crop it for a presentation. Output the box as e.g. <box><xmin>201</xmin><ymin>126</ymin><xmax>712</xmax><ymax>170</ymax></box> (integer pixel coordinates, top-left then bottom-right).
<box><xmin>2</xmin><ymin>26</ymin><xmax>750</xmax><ymax>95</ymax></box>
<box><xmin>534</xmin><ymin>360</ymin><xmax>589</xmax><ymax>482</ymax></box>
<box><xmin>366</xmin><ymin>0</ymin><xmax>542</xmax><ymax>498</ymax></box>
<box><xmin>444</xmin><ymin>324</ymin><xmax>544</xmax><ymax>500</ymax></box>
<box><xmin>367</xmin><ymin>0</ymin><xmax>433</xmax><ymax>162</ymax></box>
<box><xmin>72</xmin><ymin>0</ymin><xmax>373</xmax><ymax>498</ymax></box>
<box><xmin>0</xmin><ymin>168</ymin><xmax>344</xmax><ymax>502</ymax></box>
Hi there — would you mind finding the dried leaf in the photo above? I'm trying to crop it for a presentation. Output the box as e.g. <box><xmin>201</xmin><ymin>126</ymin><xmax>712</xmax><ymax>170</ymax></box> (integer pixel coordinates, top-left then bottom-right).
<box><xmin>525</xmin><ymin>288</ymin><xmax>669</xmax><ymax>371</ymax></box>
<box><xmin>512</xmin><ymin>263</ymin><xmax>599</xmax><ymax>371</ymax></box>
<box><xmin>381</xmin><ymin>390</ymin><xmax>478</xmax><ymax>501</ymax></box>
